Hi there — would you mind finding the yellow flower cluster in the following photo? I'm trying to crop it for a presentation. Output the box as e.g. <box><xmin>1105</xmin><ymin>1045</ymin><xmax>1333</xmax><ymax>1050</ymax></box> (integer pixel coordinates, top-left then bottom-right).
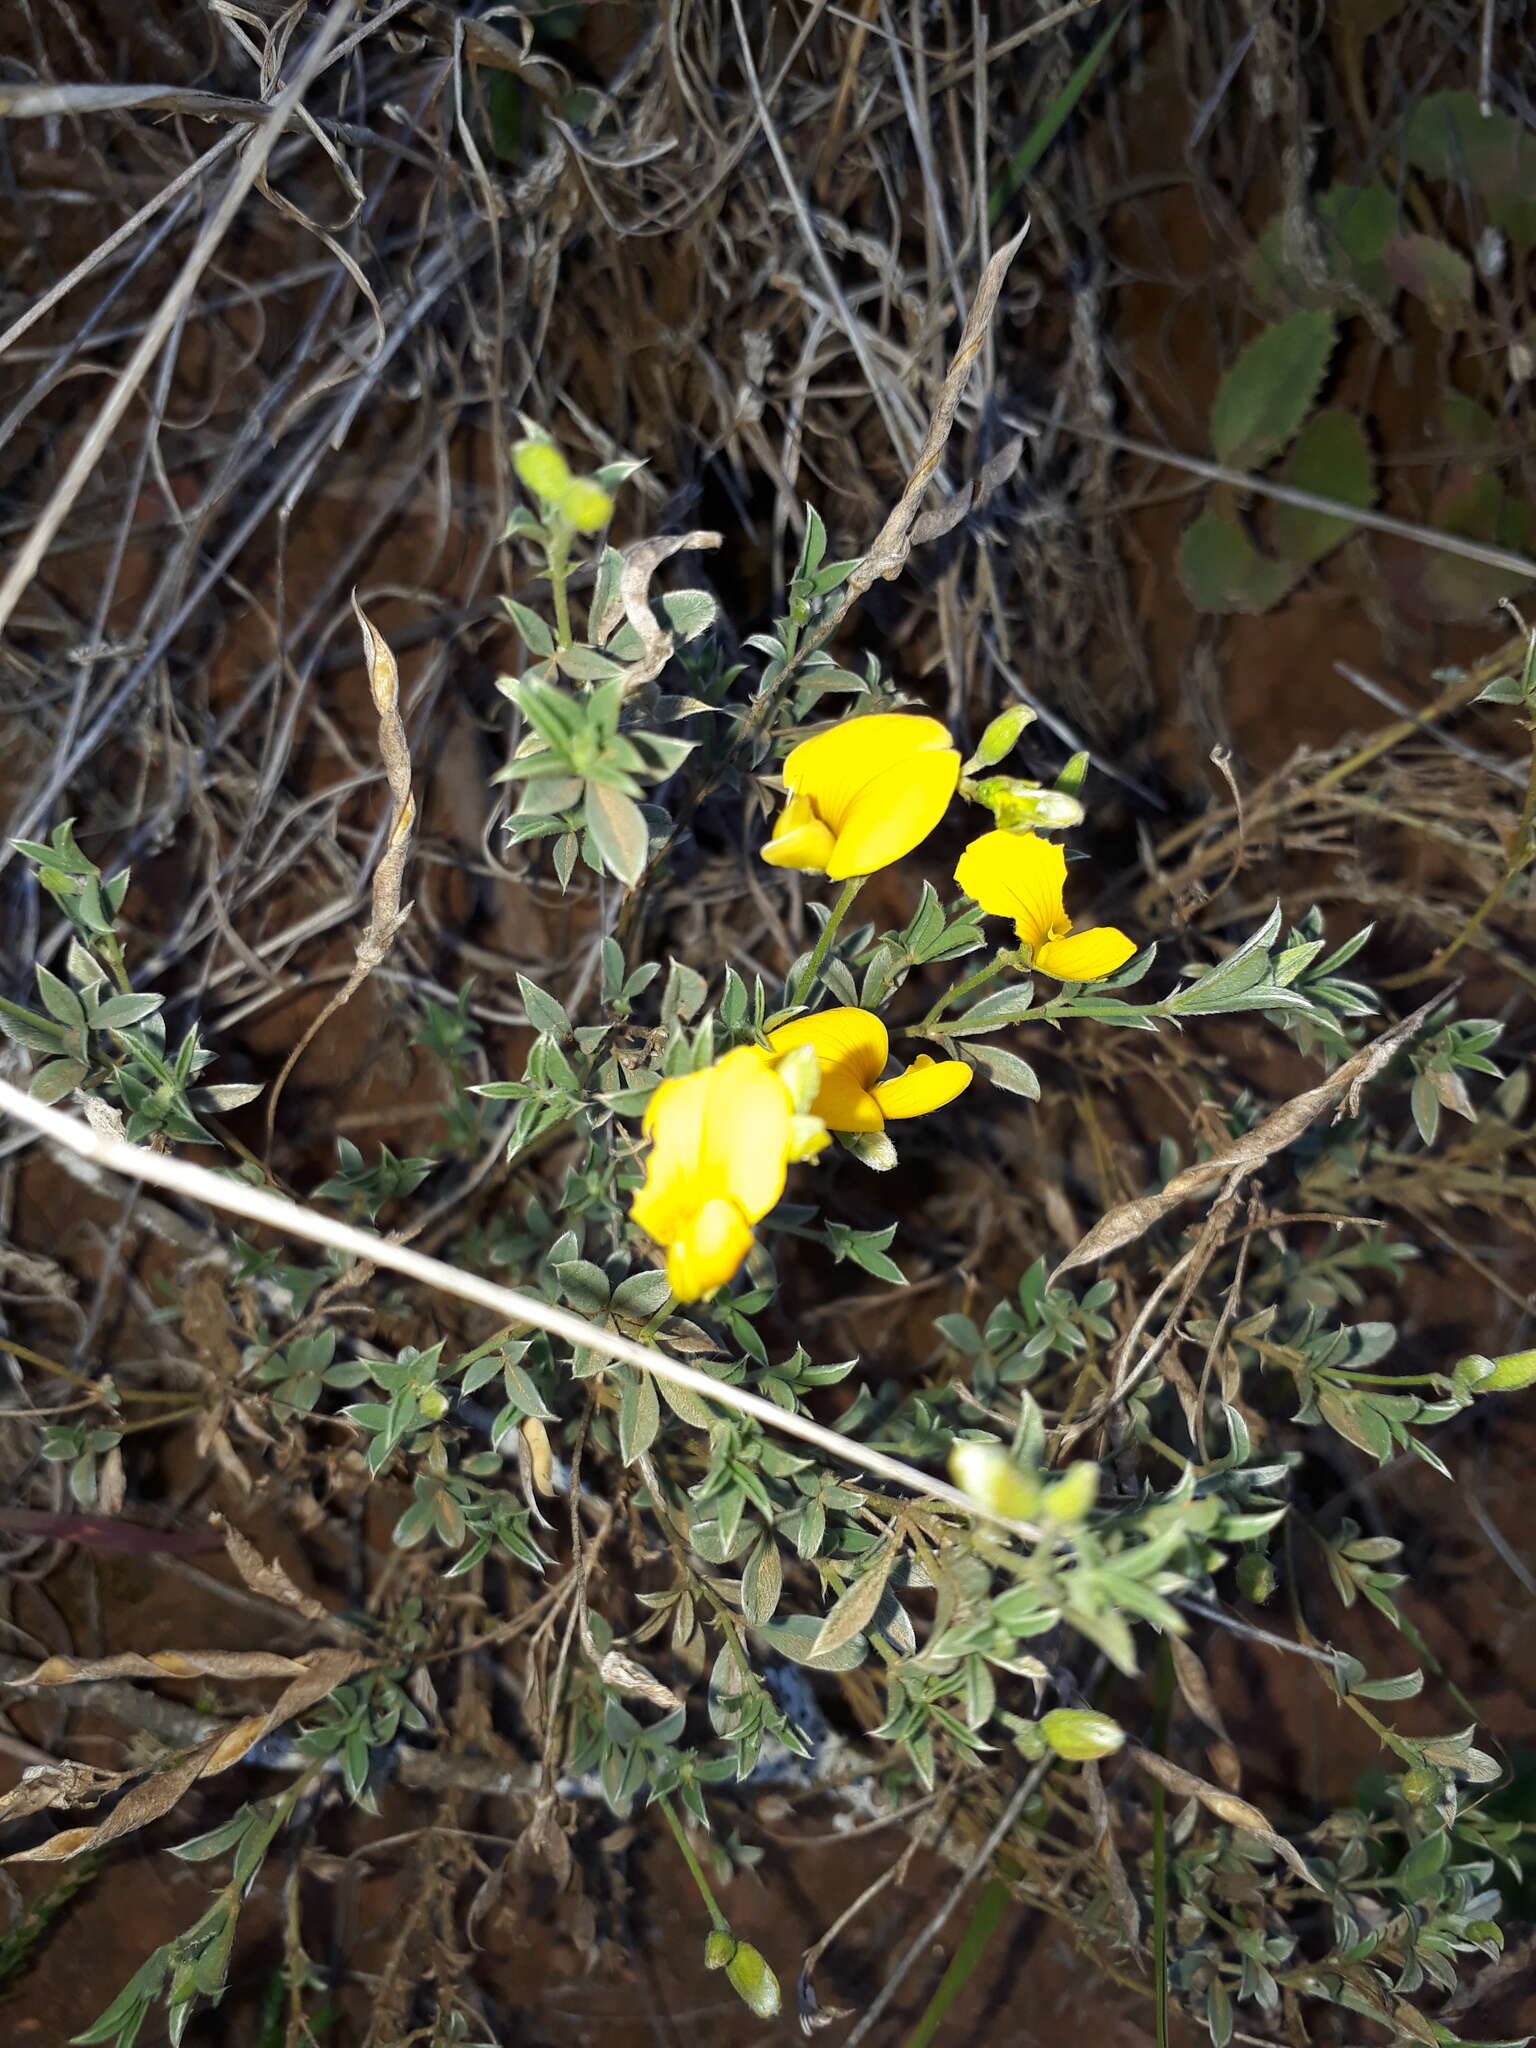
<box><xmin>512</xmin><ymin>436</ymin><xmax>613</xmax><ymax>534</ymax></box>
<box><xmin>630</xmin><ymin>1011</ymin><xmax>971</xmax><ymax>1300</ymax></box>
<box><xmin>631</xmin><ymin>710</ymin><xmax>1137</xmax><ymax>1298</ymax></box>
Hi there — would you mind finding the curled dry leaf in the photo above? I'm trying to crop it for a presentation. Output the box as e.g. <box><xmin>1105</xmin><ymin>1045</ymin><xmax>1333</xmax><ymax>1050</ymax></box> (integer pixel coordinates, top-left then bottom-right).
<box><xmin>4</xmin><ymin>1649</ymin><xmax>370</xmax><ymax>1864</ymax></box>
<box><xmin>1131</xmin><ymin>1745</ymin><xmax>1319</xmax><ymax>1891</ymax></box>
<box><xmin>1051</xmin><ymin>998</ymin><xmax>1440</xmax><ymax>1279</ymax></box>
<box><xmin>214</xmin><ymin>1515</ymin><xmax>353</xmax><ymax>1635</ymax></box>
<box><xmin>606</xmin><ymin>530</ymin><xmax>723</xmax><ymax>687</ymax></box>
<box><xmin>596</xmin><ymin>1651</ymin><xmax>682</xmax><ymax>1711</ymax></box>
<box><xmin>0</xmin><ymin>1758</ymin><xmax>118</xmax><ymax>1826</ymax></box>
<box><xmin>19</xmin><ymin>1649</ymin><xmax>335</xmax><ymax>1685</ymax></box>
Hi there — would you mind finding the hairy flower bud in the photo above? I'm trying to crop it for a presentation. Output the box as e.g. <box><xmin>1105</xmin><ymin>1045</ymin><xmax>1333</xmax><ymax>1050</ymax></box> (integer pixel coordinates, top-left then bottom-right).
<box><xmin>560</xmin><ymin>477</ymin><xmax>615</xmax><ymax>533</ymax></box>
<box><xmin>1040</xmin><ymin>1708</ymin><xmax>1125</xmax><ymax>1761</ymax></box>
<box><xmin>964</xmin><ymin>704</ymin><xmax>1035</xmax><ymax>774</ymax></box>
<box><xmin>513</xmin><ymin>438</ymin><xmax>572</xmax><ymax>501</ymax></box>
<box><xmin>966</xmin><ymin>777</ymin><xmax>1085</xmax><ymax>833</ymax></box>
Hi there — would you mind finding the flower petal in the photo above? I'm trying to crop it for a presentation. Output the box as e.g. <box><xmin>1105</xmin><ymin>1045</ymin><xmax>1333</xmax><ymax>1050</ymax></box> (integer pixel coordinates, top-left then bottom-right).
<box><xmin>781</xmin><ymin>713</ymin><xmax>954</xmax><ymax>833</ymax></box>
<box><xmin>760</xmin><ymin>792</ymin><xmax>836</xmax><ymax>873</ymax></box>
<box><xmin>767</xmin><ymin>1007</ymin><xmax>888</xmax><ymax>1134</ymax></box>
<box><xmin>954</xmin><ymin>831</ymin><xmax>1065</xmax><ymax>949</ymax></box>
<box><xmin>632</xmin><ymin>1067</ymin><xmax>711</xmax><ymax>1243</ymax></box>
<box><xmin>698</xmin><ymin>1047</ymin><xmax>794</xmax><ymax>1224</ymax></box>
<box><xmin>826</xmin><ymin>745</ymin><xmax>960</xmax><ymax>880</ymax></box>
<box><xmin>1034</xmin><ymin>926</ymin><xmax>1137</xmax><ymax>982</ymax></box>
<box><xmin>870</xmin><ymin>1055</ymin><xmax>974</xmax><ymax>1121</ymax></box>
<box><xmin>667</xmin><ymin>1198</ymin><xmax>754</xmax><ymax>1301</ymax></box>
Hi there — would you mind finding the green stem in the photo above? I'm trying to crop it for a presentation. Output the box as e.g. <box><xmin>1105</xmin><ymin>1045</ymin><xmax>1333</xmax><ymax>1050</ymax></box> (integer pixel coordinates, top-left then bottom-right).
<box><xmin>639</xmin><ymin>1292</ymin><xmax>677</xmax><ymax>1342</ymax></box>
<box><xmin>546</xmin><ymin>518</ymin><xmax>574</xmax><ymax>650</ymax></box>
<box><xmin>789</xmin><ymin>877</ymin><xmax>863</xmax><ymax>1007</ymax></box>
<box><xmin>658</xmin><ymin>1793</ymin><xmax>730</xmax><ymax>1934</ymax></box>
<box><xmin>921</xmin><ymin>949</ymin><xmax>1016</xmax><ymax>1029</ymax></box>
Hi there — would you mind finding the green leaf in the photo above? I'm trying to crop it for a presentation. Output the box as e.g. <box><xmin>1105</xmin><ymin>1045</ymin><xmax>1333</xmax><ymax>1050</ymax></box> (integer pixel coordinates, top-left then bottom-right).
<box><xmin>1400</xmin><ymin>90</ymin><xmax>1536</xmax><ymax>249</ymax></box>
<box><xmin>945</xmin><ymin>985</ymin><xmax>1038</xmax><ymax>1034</ymax></box>
<box><xmin>516</xmin><ymin>974</ymin><xmax>570</xmax><ymax>1041</ymax></box>
<box><xmin>91</xmin><ymin>992</ymin><xmax>165</xmax><ymax>1030</ymax></box>
<box><xmin>1271</xmin><ymin>410</ymin><xmax>1375</xmax><ymax>565</ymax></box>
<box><xmin>753</xmin><ymin>1612</ymin><xmax>868</xmax><ymax>1672</ymax></box>
<box><xmin>34</xmin><ymin>965</ymin><xmax>86</xmax><ymax>1028</ymax></box>
<box><xmin>811</xmin><ymin>1546</ymin><xmax>894</xmax><ymax>1658</ymax></box>
<box><xmin>555</xmin><ymin>644</ymin><xmax>627</xmax><ymax>682</ymax></box>
<box><xmin>1248</xmin><ymin>183</ymin><xmax>1397</xmax><ymax>308</ymax></box>
<box><xmin>989</xmin><ymin>8</ymin><xmax>1125</xmax><ymax>223</ymax></box>
<box><xmin>659</xmin><ymin>589</ymin><xmax>717</xmax><ymax>641</ymax></box>
<box><xmin>965</xmin><ymin>1041</ymin><xmax>1041</xmax><ymax>1100</ymax></box>
<box><xmin>740</xmin><ymin>1536</ymin><xmax>782</xmax><ymax>1627</ymax></box>
<box><xmin>502</xmin><ymin>597</ymin><xmax>555</xmax><ymax>658</ymax></box>
<box><xmin>618</xmin><ymin>1369</ymin><xmax>660</xmax><ymax>1465</ymax></box>
<box><xmin>1385</xmin><ymin>233</ymin><xmax>1474</xmax><ymax>331</ymax></box>
<box><xmin>1178</xmin><ymin>512</ymin><xmax>1298</xmax><ymax>614</ymax></box>
<box><xmin>584</xmin><ymin>782</ymin><xmax>649</xmax><ymax>887</ymax></box>
<box><xmin>31</xmin><ymin>1057</ymin><xmax>88</xmax><ymax>1104</ymax></box>
<box><xmin>1208</xmin><ymin>310</ymin><xmax>1335</xmax><ymax>469</ymax></box>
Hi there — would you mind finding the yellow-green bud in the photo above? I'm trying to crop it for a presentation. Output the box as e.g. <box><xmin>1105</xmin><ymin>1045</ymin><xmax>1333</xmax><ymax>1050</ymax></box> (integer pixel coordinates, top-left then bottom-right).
<box><xmin>1469</xmin><ymin>1349</ymin><xmax>1536</xmax><ymax>1393</ymax></box>
<box><xmin>964</xmin><ymin>704</ymin><xmax>1035</xmax><ymax>774</ymax></box>
<box><xmin>1040</xmin><ymin>1461</ymin><xmax>1098</xmax><ymax>1525</ymax></box>
<box><xmin>513</xmin><ymin>438</ymin><xmax>572</xmax><ymax>501</ymax></box>
<box><xmin>1401</xmin><ymin>1764</ymin><xmax>1439</xmax><ymax>1805</ymax></box>
<box><xmin>1236</xmin><ymin>1552</ymin><xmax>1277</xmax><ymax>1604</ymax></box>
<box><xmin>704</xmin><ymin>1930</ymin><xmax>735</xmax><ymax>1971</ymax></box>
<box><xmin>560</xmin><ymin>478</ymin><xmax>615</xmax><ymax>533</ymax></box>
<box><xmin>968</xmin><ymin>776</ymin><xmax>1085</xmax><ymax>832</ymax></box>
<box><xmin>724</xmin><ymin>1940</ymin><xmax>781</xmax><ymax>2019</ymax></box>
<box><xmin>774</xmin><ymin>1042</ymin><xmax>822</xmax><ymax>1116</ymax></box>
<box><xmin>1055</xmin><ymin>749</ymin><xmax>1089</xmax><ymax>798</ymax></box>
<box><xmin>418</xmin><ymin>1388</ymin><xmax>450</xmax><ymax>1422</ymax></box>
<box><xmin>947</xmin><ymin>1441</ymin><xmax>1041</xmax><ymax>1521</ymax></box>
<box><xmin>1040</xmin><ymin>1708</ymin><xmax>1125</xmax><ymax>1761</ymax></box>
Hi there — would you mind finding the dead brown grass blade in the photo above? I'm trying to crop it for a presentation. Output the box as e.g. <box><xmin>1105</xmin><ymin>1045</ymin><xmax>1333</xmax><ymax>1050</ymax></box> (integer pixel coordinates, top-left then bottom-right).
<box><xmin>1130</xmin><ymin>1746</ymin><xmax>1319</xmax><ymax>1891</ymax></box>
<box><xmin>4</xmin><ymin>1650</ymin><xmax>369</xmax><ymax>1864</ymax></box>
<box><xmin>1050</xmin><ymin>997</ymin><xmax>1441</xmax><ymax>1280</ymax></box>
<box><xmin>263</xmin><ymin>596</ymin><xmax>417</xmax><ymax>1149</ymax></box>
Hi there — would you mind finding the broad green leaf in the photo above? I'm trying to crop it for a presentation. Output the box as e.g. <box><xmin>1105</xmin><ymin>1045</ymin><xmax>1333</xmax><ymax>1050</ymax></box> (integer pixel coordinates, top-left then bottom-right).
<box><xmin>1400</xmin><ymin>91</ymin><xmax>1536</xmax><ymax>249</ymax></box>
<box><xmin>1385</xmin><ymin>233</ymin><xmax>1473</xmax><ymax>331</ymax></box>
<box><xmin>618</xmin><ymin>1368</ymin><xmax>660</xmax><ymax>1465</ymax></box>
<box><xmin>1208</xmin><ymin>310</ymin><xmax>1335</xmax><ymax>469</ymax></box>
<box><xmin>753</xmin><ymin>1612</ymin><xmax>868</xmax><ymax>1671</ymax></box>
<box><xmin>1178</xmin><ymin>511</ymin><xmax>1297</xmax><ymax>614</ymax></box>
<box><xmin>1271</xmin><ymin>410</ymin><xmax>1374</xmax><ymax>565</ymax></box>
<box><xmin>502</xmin><ymin>597</ymin><xmax>554</xmax><ymax>658</ymax></box>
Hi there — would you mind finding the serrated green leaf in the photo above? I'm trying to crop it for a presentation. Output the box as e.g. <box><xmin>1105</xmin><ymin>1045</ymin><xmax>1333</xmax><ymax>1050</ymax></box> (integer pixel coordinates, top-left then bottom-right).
<box><xmin>1178</xmin><ymin>512</ymin><xmax>1298</xmax><ymax>614</ymax></box>
<box><xmin>1386</xmin><ymin>233</ymin><xmax>1473</xmax><ymax>330</ymax></box>
<box><xmin>1400</xmin><ymin>90</ymin><xmax>1536</xmax><ymax>249</ymax></box>
<box><xmin>1271</xmin><ymin>410</ymin><xmax>1375</xmax><ymax>565</ymax></box>
<box><xmin>1209</xmin><ymin>310</ymin><xmax>1335</xmax><ymax>469</ymax></box>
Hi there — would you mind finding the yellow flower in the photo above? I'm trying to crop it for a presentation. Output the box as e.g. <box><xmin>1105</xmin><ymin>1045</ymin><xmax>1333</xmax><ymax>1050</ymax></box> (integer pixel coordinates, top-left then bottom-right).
<box><xmin>766</xmin><ymin>1007</ymin><xmax>971</xmax><ymax>1133</ymax></box>
<box><xmin>761</xmin><ymin>713</ymin><xmax>960</xmax><ymax>881</ymax></box>
<box><xmin>954</xmin><ymin>831</ymin><xmax>1136</xmax><ymax>981</ymax></box>
<box><xmin>630</xmin><ymin>1048</ymin><xmax>795</xmax><ymax>1301</ymax></box>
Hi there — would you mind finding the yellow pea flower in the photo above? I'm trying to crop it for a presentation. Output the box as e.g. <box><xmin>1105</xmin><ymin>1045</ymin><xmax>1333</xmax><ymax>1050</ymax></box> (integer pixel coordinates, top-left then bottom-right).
<box><xmin>954</xmin><ymin>830</ymin><xmax>1136</xmax><ymax>982</ymax></box>
<box><xmin>766</xmin><ymin>1007</ymin><xmax>971</xmax><ymax>1133</ymax></box>
<box><xmin>761</xmin><ymin>713</ymin><xmax>960</xmax><ymax>881</ymax></box>
<box><xmin>630</xmin><ymin>1048</ymin><xmax>797</xmax><ymax>1301</ymax></box>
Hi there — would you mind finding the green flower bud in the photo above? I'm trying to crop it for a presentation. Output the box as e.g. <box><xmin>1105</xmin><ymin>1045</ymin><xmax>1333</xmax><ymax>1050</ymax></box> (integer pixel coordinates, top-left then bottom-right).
<box><xmin>1236</xmin><ymin>1552</ymin><xmax>1277</xmax><ymax>1604</ymax></box>
<box><xmin>967</xmin><ymin>776</ymin><xmax>1085</xmax><ymax>832</ymax></box>
<box><xmin>513</xmin><ymin>438</ymin><xmax>572</xmax><ymax>501</ymax></box>
<box><xmin>1040</xmin><ymin>1460</ymin><xmax>1098</xmax><ymax>1525</ymax></box>
<box><xmin>704</xmin><ymin>1930</ymin><xmax>735</xmax><ymax>1971</ymax></box>
<box><xmin>1401</xmin><ymin>1764</ymin><xmax>1439</xmax><ymax>1805</ymax></box>
<box><xmin>947</xmin><ymin>1441</ymin><xmax>1041</xmax><ymax>1521</ymax></box>
<box><xmin>418</xmin><ymin>1387</ymin><xmax>450</xmax><ymax>1422</ymax></box>
<box><xmin>1470</xmin><ymin>1349</ymin><xmax>1536</xmax><ymax>1393</ymax></box>
<box><xmin>837</xmin><ymin>1129</ymin><xmax>897</xmax><ymax>1172</ymax></box>
<box><xmin>1040</xmin><ymin>1708</ymin><xmax>1125</xmax><ymax>1761</ymax></box>
<box><xmin>1054</xmin><ymin>750</ymin><xmax>1089</xmax><ymax>799</ymax></box>
<box><xmin>560</xmin><ymin>477</ymin><xmax>615</xmax><ymax>533</ymax></box>
<box><xmin>724</xmin><ymin>1940</ymin><xmax>781</xmax><ymax>2019</ymax></box>
<box><xmin>963</xmin><ymin>704</ymin><xmax>1035</xmax><ymax>774</ymax></box>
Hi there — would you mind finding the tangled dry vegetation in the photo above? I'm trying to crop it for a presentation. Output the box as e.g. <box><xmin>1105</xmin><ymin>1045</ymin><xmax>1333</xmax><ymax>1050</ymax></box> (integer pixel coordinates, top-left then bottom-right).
<box><xmin>2</xmin><ymin>4</ymin><xmax>1535</xmax><ymax>2046</ymax></box>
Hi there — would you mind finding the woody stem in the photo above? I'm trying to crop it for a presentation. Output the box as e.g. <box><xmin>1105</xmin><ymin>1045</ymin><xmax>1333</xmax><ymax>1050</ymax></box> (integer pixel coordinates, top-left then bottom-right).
<box><xmin>789</xmin><ymin>877</ymin><xmax>863</xmax><ymax>1006</ymax></box>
